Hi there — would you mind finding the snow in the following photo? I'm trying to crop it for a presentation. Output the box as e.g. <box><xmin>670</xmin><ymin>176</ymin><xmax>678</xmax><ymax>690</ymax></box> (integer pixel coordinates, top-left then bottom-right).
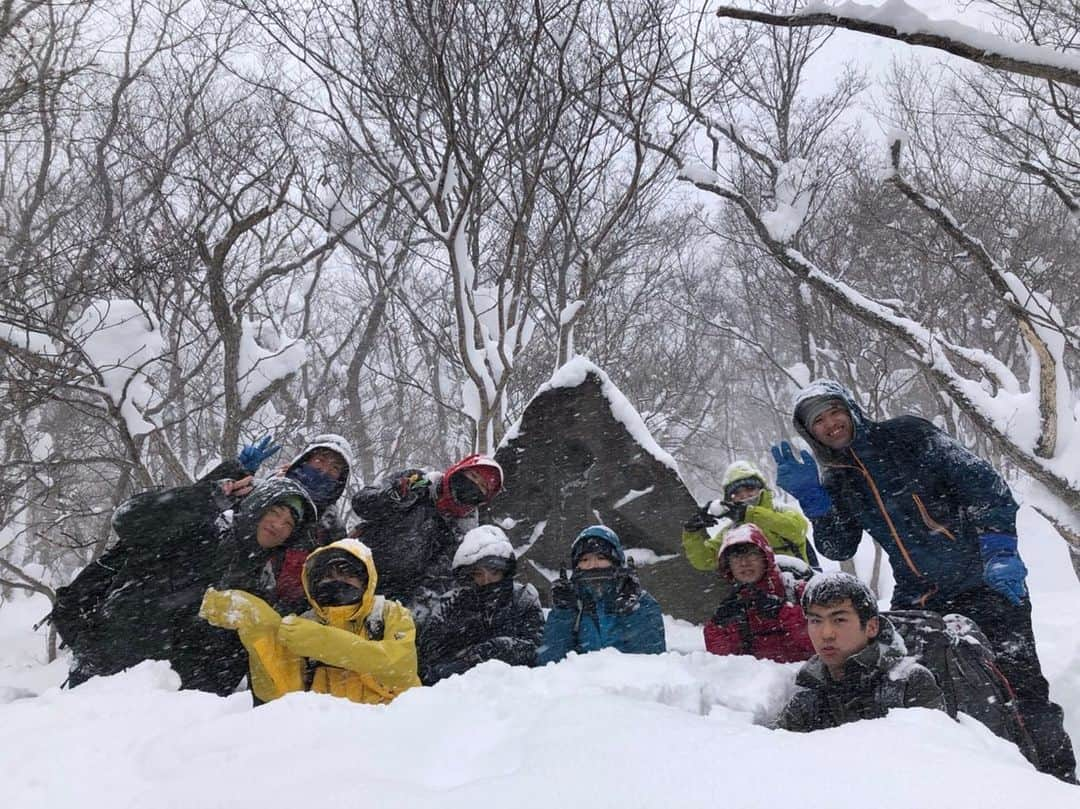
<box><xmin>2</xmin><ymin>504</ymin><xmax>1077</xmax><ymax>806</ymax></box>
<box><xmin>501</xmin><ymin>356</ymin><xmax>679</xmax><ymax>472</ymax></box>
<box><xmin>70</xmin><ymin>299</ymin><xmax>165</xmax><ymax>438</ymax></box>
<box><xmin>236</xmin><ymin>318</ymin><xmax>308</xmax><ymax>410</ymax></box>
<box><xmin>802</xmin><ymin>0</ymin><xmax>1080</xmax><ymax>75</ymax></box>
<box><xmin>452</xmin><ymin>525</ymin><xmax>513</xmax><ymax>568</ymax></box>
<box><xmin>761</xmin><ymin>159</ymin><xmax>812</xmax><ymax>242</ymax></box>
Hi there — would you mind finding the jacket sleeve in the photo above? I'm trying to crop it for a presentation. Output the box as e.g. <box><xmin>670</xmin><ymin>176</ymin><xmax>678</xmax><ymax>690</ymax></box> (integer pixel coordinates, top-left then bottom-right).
<box><xmin>538</xmin><ymin>607</ymin><xmax>577</xmax><ymax>665</ymax></box>
<box><xmin>703</xmin><ymin>619</ymin><xmax>741</xmax><ymax>657</ymax></box>
<box><xmin>277</xmin><ymin>605</ymin><xmax>420</xmax><ymax>690</ymax></box>
<box><xmin>902</xmin><ymin>663</ymin><xmax>947</xmax><ymax>712</ymax></box>
<box><xmin>745</xmin><ymin>504</ymin><xmax>810</xmax><ymax>562</ymax></box>
<box><xmin>620</xmin><ymin>595</ymin><xmax>666</xmax><ymax>654</ymax></box>
<box><xmin>198</xmin><ymin>589</ymin><xmax>303</xmax><ymax>702</ymax></box>
<box><xmin>807</xmin><ymin>480</ymin><xmax>864</xmax><ymax>561</ymax></box>
<box><xmin>681</xmin><ymin>527</ymin><xmax>721</xmax><ymax>572</ymax></box>
<box><xmin>921</xmin><ymin>422</ymin><xmax>1018</xmax><ymax>535</ymax></box>
<box><xmin>475</xmin><ymin>587</ymin><xmax>544</xmax><ymax>667</ymax></box>
<box><xmin>777</xmin><ymin>604</ymin><xmax>816</xmax><ymax>662</ymax></box>
<box><xmin>773</xmin><ymin>688</ymin><xmax>818</xmax><ymax>732</ymax></box>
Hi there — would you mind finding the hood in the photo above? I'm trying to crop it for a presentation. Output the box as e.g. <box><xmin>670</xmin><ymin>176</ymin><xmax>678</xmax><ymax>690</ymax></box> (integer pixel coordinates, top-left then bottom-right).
<box><xmin>287</xmin><ymin>433</ymin><xmax>354</xmax><ymax>507</ymax></box>
<box><xmin>791</xmin><ymin>380</ymin><xmax>868</xmax><ymax>460</ymax></box>
<box><xmin>716</xmin><ymin>523</ymin><xmax>786</xmax><ymax>596</ymax></box>
<box><xmin>301</xmin><ymin>538</ymin><xmax>378</xmax><ymax>623</ymax></box>
<box><xmin>234</xmin><ymin>478</ymin><xmax>317</xmax><ymax>548</ymax></box>
<box><xmin>722</xmin><ymin>460</ymin><xmax>768</xmax><ymax>489</ymax></box>
<box><xmin>570</xmin><ymin>524</ymin><xmax>625</xmax><ymax>567</ymax></box>
<box><xmin>436</xmin><ymin>454</ymin><xmax>504</xmax><ymax>518</ymax></box>
<box><xmin>452</xmin><ymin>524</ymin><xmax>517</xmax><ymax>576</ymax></box>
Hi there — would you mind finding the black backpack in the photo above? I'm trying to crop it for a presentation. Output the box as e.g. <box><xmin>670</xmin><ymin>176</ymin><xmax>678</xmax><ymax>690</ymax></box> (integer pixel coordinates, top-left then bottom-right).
<box><xmin>884</xmin><ymin>609</ymin><xmax>1038</xmax><ymax>767</ymax></box>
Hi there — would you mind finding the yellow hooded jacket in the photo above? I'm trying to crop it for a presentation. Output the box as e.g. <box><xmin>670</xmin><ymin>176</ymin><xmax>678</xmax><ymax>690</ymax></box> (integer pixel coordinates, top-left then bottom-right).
<box><xmin>200</xmin><ymin>538</ymin><xmax>420</xmax><ymax>704</ymax></box>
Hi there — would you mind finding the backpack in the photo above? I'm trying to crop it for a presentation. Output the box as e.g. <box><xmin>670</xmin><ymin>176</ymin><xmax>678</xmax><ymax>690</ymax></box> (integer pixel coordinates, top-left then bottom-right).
<box><xmin>884</xmin><ymin>609</ymin><xmax>1038</xmax><ymax>767</ymax></box>
<box><xmin>50</xmin><ymin>543</ymin><xmax>128</xmax><ymax>655</ymax></box>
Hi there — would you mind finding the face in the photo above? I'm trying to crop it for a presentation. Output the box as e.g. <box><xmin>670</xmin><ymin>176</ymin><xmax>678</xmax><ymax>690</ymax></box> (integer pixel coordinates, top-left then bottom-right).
<box><xmin>575</xmin><ymin>552</ymin><xmax>614</xmax><ymax>570</ymax></box>
<box><xmin>255</xmin><ymin>504</ymin><xmax>297</xmax><ymax>549</ymax></box>
<box><xmin>728</xmin><ymin>483</ymin><xmax>763</xmax><ymax>504</ymax></box>
<box><xmin>805</xmin><ymin>599</ymin><xmax>879</xmax><ymax>679</ymax></box>
<box><xmin>470</xmin><ymin>566</ymin><xmax>505</xmax><ymax>586</ymax></box>
<box><xmin>810</xmin><ymin>405</ymin><xmax>854</xmax><ymax>450</ymax></box>
<box><xmin>726</xmin><ymin>545</ymin><xmax>767</xmax><ymax>584</ymax></box>
<box><xmin>306</xmin><ymin>449</ymin><xmax>346</xmax><ymax>480</ymax></box>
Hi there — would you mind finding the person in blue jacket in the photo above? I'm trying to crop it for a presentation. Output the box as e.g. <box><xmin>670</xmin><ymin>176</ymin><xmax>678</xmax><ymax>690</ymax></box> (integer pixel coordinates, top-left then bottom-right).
<box><xmin>538</xmin><ymin>525</ymin><xmax>665</xmax><ymax>664</ymax></box>
<box><xmin>772</xmin><ymin>379</ymin><xmax>1075</xmax><ymax>784</ymax></box>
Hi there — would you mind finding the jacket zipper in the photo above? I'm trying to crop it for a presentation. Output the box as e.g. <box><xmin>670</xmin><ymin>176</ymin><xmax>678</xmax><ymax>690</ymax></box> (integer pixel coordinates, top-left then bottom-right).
<box><xmin>911</xmin><ymin>494</ymin><xmax>957</xmax><ymax>541</ymax></box>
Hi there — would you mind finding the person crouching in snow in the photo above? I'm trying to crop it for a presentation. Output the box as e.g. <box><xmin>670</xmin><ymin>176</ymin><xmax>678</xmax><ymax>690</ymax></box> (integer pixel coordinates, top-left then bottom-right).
<box><xmin>199</xmin><ymin>538</ymin><xmax>420</xmax><ymax>705</ymax></box>
<box><xmin>418</xmin><ymin>525</ymin><xmax>544</xmax><ymax>684</ymax></box>
<box><xmin>704</xmin><ymin>524</ymin><xmax>815</xmax><ymax>664</ymax></box>
<box><xmin>774</xmin><ymin>572</ymin><xmax>945</xmax><ymax>732</ymax></box>
<box><xmin>538</xmin><ymin>525</ymin><xmax>666</xmax><ymax>664</ymax></box>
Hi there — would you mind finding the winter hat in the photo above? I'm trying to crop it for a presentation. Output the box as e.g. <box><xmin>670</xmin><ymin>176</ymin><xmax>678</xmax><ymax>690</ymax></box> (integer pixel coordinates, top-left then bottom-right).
<box><xmin>278</xmin><ymin>494</ymin><xmax>307</xmax><ymax>522</ymax></box>
<box><xmin>716</xmin><ymin>523</ymin><xmax>771</xmax><ymax>578</ymax></box>
<box><xmin>438</xmin><ymin>454</ymin><xmax>504</xmax><ymax>518</ymax></box>
<box><xmin>724</xmin><ymin>476</ymin><xmax>764</xmax><ymax>501</ymax></box>
<box><xmin>795</xmin><ymin>395</ymin><xmax>848</xmax><ymax>432</ymax></box>
<box><xmin>570</xmin><ymin>525</ymin><xmax>624</xmax><ymax>567</ymax></box>
<box><xmin>453</xmin><ymin>525</ymin><xmax>516</xmax><ymax>576</ymax></box>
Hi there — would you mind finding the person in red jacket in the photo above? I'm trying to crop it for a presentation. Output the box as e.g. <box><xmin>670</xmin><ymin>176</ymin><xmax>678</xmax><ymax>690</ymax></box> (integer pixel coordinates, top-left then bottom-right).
<box><xmin>703</xmin><ymin>523</ymin><xmax>815</xmax><ymax>664</ymax></box>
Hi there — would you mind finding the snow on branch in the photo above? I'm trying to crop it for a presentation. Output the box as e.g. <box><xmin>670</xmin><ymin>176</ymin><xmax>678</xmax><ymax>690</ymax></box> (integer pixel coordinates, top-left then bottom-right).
<box><xmin>714</xmin><ymin>2</ymin><xmax>1080</xmax><ymax>88</ymax></box>
<box><xmin>885</xmin><ymin>137</ymin><xmax>1066</xmax><ymax>459</ymax></box>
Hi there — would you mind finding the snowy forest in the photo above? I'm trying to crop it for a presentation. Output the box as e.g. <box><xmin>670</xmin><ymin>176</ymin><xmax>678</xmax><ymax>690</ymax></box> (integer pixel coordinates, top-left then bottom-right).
<box><xmin>3</xmin><ymin>0</ymin><xmax>1080</xmax><ymax>633</ymax></box>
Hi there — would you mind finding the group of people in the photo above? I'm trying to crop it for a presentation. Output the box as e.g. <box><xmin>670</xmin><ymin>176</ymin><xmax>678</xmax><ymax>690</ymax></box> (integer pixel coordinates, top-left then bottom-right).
<box><xmin>50</xmin><ymin>379</ymin><xmax>1076</xmax><ymax>785</ymax></box>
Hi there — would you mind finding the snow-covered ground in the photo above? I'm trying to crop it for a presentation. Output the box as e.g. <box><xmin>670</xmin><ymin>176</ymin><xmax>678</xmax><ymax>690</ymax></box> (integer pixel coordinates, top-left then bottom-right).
<box><xmin>2</xmin><ymin>503</ymin><xmax>1078</xmax><ymax>807</ymax></box>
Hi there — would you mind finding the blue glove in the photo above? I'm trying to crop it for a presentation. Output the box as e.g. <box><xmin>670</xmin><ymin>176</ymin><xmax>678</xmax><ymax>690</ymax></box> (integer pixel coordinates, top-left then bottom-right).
<box><xmin>237</xmin><ymin>435</ymin><xmax>282</xmax><ymax>473</ymax></box>
<box><xmin>771</xmin><ymin>441</ymin><xmax>832</xmax><ymax>518</ymax></box>
<box><xmin>980</xmin><ymin>533</ymin><xmax>1028</xmax><ymax>605</ymax></box>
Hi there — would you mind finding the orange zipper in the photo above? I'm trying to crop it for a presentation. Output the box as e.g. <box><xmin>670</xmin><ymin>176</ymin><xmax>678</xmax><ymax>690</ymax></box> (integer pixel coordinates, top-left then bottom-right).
<box><xmin>912</xmin><ymin>494</ymin><xmax>957</xmax><ymax>541</ymax></box>
<box><xmin>848</xmin><ymin>449</ymin><xmax>923</xmax><ymax>578</ymax></box>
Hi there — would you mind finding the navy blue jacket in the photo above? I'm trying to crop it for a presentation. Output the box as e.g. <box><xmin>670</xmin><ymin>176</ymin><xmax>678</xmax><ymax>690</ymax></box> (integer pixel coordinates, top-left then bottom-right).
<box><xmin>793</xmin><ymin>381</ymin><xmax>1018</xmax><ymax>610</ymax></box>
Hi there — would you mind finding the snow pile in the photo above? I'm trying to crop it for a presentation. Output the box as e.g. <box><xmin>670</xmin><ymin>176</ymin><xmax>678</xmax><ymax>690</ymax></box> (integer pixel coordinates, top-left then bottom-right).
<box><xmin>70</xmin><ymin>299</ymin><xmax>165</xmax><ymax>437</ymax></box>
<box><xmin>501</xmin><ymin>356</ymin><xmax>678</xmax><ymax>471</ymax></box>
<box><xmin>237</xmin><ymin>318</ymin><xmax>308</xmax><ymax>409</ymax></box>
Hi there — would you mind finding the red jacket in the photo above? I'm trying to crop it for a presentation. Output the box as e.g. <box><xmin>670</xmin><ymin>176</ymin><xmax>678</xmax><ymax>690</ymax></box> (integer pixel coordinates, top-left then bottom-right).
<box><xmin>703</xmin><ymin>524</ymin><xmax>815</xmax><ymax>664</ymax></box>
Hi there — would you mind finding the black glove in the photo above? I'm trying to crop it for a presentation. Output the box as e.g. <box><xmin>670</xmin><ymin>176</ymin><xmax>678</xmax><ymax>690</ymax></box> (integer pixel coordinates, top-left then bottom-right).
<box><xmin>684</xmin><ymin>501</ymin><xmax>721</xmax><ymax>532</ymax></box>
<box><xmin>723</xmin><ymin>500</ymin><xmax>748</xmax><ymax>524</ymax></box>
<box><xmin>752</xmin><ymin>590</ymin><xmax>785</xmax><ymax>619</ymax></box>
<box><xmin>612</xmin><ymin>562</ymin><xmax>642</xmax><ymax>614</ymax></box>
<box><xmin>550</xmin><ymin>566</ymin><xmax>577</xmax><ymax>611</ymax></box>
<box><xmin>711</xmin><ymin>595</ymin><xmax>744</xmax><ymax>626</ymax></box>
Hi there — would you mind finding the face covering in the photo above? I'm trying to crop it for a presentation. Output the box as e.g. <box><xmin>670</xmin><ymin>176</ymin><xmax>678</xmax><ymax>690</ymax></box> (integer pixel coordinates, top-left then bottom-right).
<box><xmin>288</xmin><ymin>464</ymin><xmax>339</xmax><ymax>506</ymax></box>
<box><xmin>313</xmin><ymin>579</ymin><xmax>365</xmax><ymax>607</ymax></box>
<box><xmin>450</xmin><ymin>472</ymin><xmax>488</xmax><ymax>506</ymax></box>
<box><xmin>573</xmin><ymin>567</ymin><xmax>617</xmax><ymax>603</ymax></box>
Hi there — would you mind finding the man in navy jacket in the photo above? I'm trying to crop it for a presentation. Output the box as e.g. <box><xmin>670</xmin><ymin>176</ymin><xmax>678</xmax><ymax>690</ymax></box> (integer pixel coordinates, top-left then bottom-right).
<box><xmin>773</xmin><ymin>379</ymin><xmax>1075</xmax><ymax>783</ymax></box>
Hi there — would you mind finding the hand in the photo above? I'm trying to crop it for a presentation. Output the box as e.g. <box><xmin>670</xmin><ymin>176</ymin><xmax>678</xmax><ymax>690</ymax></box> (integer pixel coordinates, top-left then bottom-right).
<box><xmin>550</xmin><ymin>566</ymin><xmax>577</xmax><ymax>611</ymax></box>
<box><xmin>723</xmin><ymin>500</ymin><xmax>748</xmax><ymax>524</ymax></box>
<box><xmin>771</xmin><ymin>441</ymin><xmax>832</xmax><ymax>518</ymax></box>
<box><xmin>752</xmin><ymin>590</ymin><xmax>785</xmax><ymax>619</ymax></box>
<box><xmin>980</xmin><ymin>533</ymin><xmax>1028</xmax><ymax>605</ymax></box>
<box><xmin>237</xmin><ymin>435</ymin><xmax>282</xmax><ymax>474</ymax></box>
<box><xmin>613</xmin><ymin>563</ymin><xmax>642</xmax><ymax>614</ymax></box>
<box><xmin>199</xmin><ymin>588</ymin><xmax>279</xmax><ymax>630</ymax></box>
<box><xmin>220</xmin><ymin>475</ymin><xmax>255</xmax><ymax>498</ymax></box>
<box><xmin>712</xmin><ymin>595</ymin><xmax>744</xmax><ymax>625</ymax></box>
<box><xmin>277</xmin><ymin>615</ymin><xmax>328</xmax><ymax>657</ymax></box>
<box><xmin>684</xmin><ymin>501</ymin><xmax>720</xmax><ymax>532</ymax></box>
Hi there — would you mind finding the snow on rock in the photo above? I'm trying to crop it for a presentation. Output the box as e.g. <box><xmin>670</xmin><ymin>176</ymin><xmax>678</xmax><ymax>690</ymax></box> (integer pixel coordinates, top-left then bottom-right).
<box><xmin>237</xmin><ymin>318</ymin><xmax>307</xmax><ymax>410</ymax></box>
<box><xmin>502</xmin><ymin>356</ymin><xmax>678</xmax><ymax>472</ymax></box>
<box><xmin>70</xmin><ymin>299</ymin><xmax>165</xmax><ymax>437</ymax></box>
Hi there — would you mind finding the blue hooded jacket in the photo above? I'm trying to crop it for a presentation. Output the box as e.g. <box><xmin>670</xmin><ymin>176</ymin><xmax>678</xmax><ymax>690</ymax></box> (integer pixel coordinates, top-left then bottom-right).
<box><xmin>792</xmin><ymin>380</ymin><xmax>1018</xmax><ymax>610</ymax></box>
<box><xmin>538</xmin><ymin>527</ymin><xmax>666</xmax><ymax>664</ymax></box>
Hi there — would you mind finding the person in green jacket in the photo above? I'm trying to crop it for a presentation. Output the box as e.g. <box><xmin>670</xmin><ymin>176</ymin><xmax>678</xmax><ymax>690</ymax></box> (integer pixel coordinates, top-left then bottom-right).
<box><xmin>682</xmin><ymin>460</ymin><xmax>817</xmax><ymax>572</ymax></box>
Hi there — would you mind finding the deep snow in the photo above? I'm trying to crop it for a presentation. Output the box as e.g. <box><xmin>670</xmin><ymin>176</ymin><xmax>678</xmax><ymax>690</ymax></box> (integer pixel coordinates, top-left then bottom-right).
<box><xmin>1</xmin><ymin>502</ymin><xmax>1078</xmax><ymax>807</ymax></box>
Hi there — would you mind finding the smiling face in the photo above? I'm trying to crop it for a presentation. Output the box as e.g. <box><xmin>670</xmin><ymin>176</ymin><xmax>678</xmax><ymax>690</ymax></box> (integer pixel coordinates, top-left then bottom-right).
<box><xmin>255</xmin><ymin>504</ymin><xmax>297</xmax><ymax>549</ymax></box>
<box><xmin>806</xmin><ymin>598</ymin><xmax>879</xmax><ymax>680</ymax></box>
<box><xmin>810</xmin><ymin>404</ymin><xmax>854</xmax><ymax>450</ymax></box>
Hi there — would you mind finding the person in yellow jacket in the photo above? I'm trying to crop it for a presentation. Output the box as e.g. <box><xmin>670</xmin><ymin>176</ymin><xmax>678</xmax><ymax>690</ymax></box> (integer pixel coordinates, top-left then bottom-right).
<box><xmin>199</xmin><ymin>538</ymin><xmax>420</xmax><ymax>704</ymax></box>
<box><xmin>682</xmin><ymin>460</ymin><xmax>817</xmax><ymax>572</ymax></box>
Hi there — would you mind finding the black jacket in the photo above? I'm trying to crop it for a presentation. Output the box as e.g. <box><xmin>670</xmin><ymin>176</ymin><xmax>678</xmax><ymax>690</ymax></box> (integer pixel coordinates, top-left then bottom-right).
<box><xmin>775</xmin><ymin>624</ymin><xmax>946</xmax><ymax>732</ymax></box>
<box><xmin>418</xmin><ymin>579</ymin><xmax>544</xmax><ymax>685</ymax></box>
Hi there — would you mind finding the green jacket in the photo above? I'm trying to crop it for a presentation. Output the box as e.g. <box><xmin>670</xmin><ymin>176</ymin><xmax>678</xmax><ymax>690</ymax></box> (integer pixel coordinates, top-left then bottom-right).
<box><xmin>683</xmin><ymin>462</ymin><xmax>810</xmax><ymax>571</ymax></box>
